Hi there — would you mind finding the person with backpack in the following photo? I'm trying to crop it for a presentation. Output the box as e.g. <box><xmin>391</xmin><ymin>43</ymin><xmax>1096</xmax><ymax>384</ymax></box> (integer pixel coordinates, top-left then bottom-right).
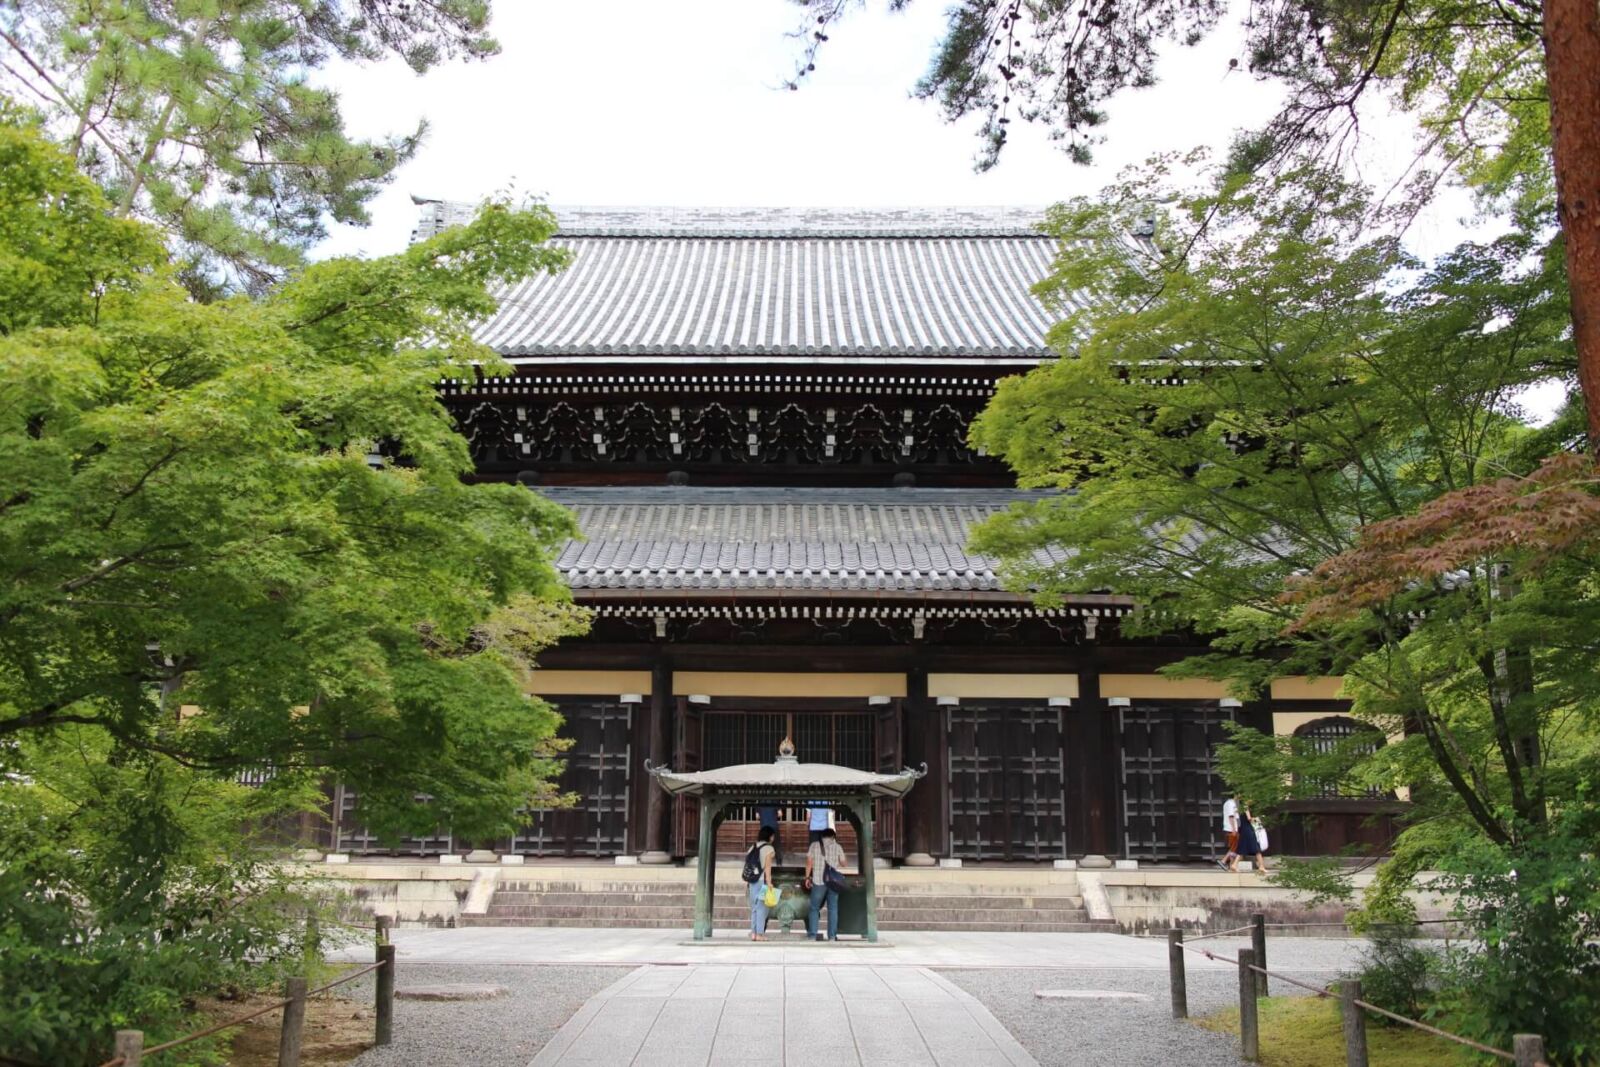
<box><xmin>803</xmin><ymin>826</ymin><xmax>847</xmax><ymax>942</ymax></box>
<box><xmin>743</xmin><ymin>824</ymin><xmax>778</xmax><ymax>940</ymax></box>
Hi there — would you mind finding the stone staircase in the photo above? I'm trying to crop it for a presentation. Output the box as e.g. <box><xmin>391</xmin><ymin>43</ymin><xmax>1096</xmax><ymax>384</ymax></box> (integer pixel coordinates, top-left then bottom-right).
<box><xmin>459</xmin><ymin>871</ymin><xmax>1116</xmax><ymax>932</ymax></box>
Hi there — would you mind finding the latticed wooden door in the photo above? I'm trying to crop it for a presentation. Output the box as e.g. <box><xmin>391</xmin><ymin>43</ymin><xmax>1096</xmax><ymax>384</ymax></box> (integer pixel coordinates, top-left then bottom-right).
<box><xmin>333</xmin><ymin>785</ymin><xmax>452</xmax><ymax>855</ymax></box>
<box><xmin>1118</xmin><ymin>704</ymin><xmax>1236</xmax><ymax>862</ymax></box>
<box><xmin>946</xmin><ymin>703</ymin><xmax>1067</xmax><ymax>861</ymax></box>
<box><xmin>511</xmin><ymin>700</ymin><xmax>633</xmax><ymax>857</ymax></box>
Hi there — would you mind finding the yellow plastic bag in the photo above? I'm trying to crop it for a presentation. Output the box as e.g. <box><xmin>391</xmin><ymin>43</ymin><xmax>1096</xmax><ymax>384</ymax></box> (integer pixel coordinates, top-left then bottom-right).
<box><xmin>763</xmin><ymin>885</ymin><xmax>779</xmax><ymax>908</ymax></box>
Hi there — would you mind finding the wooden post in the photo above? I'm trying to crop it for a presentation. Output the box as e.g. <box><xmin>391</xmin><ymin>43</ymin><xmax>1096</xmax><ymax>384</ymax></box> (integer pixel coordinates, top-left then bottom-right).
<box><xmin>1238</xmin><ymin>948</ymin><xmax>1259</xmax><ymax>1062</ymax></box>
<box><xmin>857</xmin><ymin>798</ymin><xmax>878</xmax><ymax>942</ymax></box>
<box><xmin>375</xmin><ymin>914</ymin><xmax>389</xmax><ymax>946</ymax></box>
<box><xmin>1514</xmin><ymin>1034</ymin><xmax>1547</xmax><ymax>1067</ymax></box>
<box><xmin>1251</xmin><ymin>913</ymin><xmax>1268</xmax><ymax>997</ymax></box>
<box><xmin>1340</xmin><ymin>979</ymin><xmax>1368</xmax><ymax>1067</ymax></box>
<box><xmin>113</xmin><ymin>1030</ymin><xmax>144</xmax><ymax>1067</ymax></box>
<box><xmin>1167</xmin><ymin>929</ymin><xmax>1188</xmax><ymax>1019</ymax></box>
<box><xmin>278</xmin><ymin>976</ymin><xmax>307</xmax><ymax>1067</ymax></box>
<box><xmin>692</xmin><ymin>796</ymin><xmax>718</xmax><ymax>940</ymax></box>
<box><xmin>375</xmin><ymin>943</ymin><xmax>396</xmax><ymax>1046</ymax></box>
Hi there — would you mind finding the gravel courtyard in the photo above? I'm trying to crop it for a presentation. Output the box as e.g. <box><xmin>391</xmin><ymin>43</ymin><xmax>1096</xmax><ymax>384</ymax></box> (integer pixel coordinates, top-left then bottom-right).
<box><xmin>327</xmin><ymin>934</ymin><xmax>1367</xmax><ymax>1066</ymax></box>
<box><xmin>939</xmin><ymin>936</ymin><xmax>1360</xmax><ymax>1067</ymax></box>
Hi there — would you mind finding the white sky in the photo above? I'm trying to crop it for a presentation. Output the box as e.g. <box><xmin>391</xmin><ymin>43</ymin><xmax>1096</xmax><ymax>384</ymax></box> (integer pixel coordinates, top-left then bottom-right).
<box><xmin>313</xmin><ymin>0</ymin><xmax>1566</xmax><ymax>420</ymax></box>
<box><xmin>316</xmin><ymin>0</ymin><xmax>1296</xmax><ymax>258</ymax></box>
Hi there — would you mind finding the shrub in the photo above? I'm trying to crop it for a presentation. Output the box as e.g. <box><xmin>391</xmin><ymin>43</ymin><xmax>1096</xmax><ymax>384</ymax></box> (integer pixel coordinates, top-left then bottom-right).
<box><xmin>0</xmin><ymin>734</ymin><xmax>338</xmax><ymax>1066</ymax></box>
<box><xmin>1433</xmin><ymin>822</ymin><xmax>1600</xmax><ymax>1066</ymax></box>
<box><xmin>1350</xmin><ymin>926</ymin><xmax>1443</xmax><ymax>1023</ymax></box>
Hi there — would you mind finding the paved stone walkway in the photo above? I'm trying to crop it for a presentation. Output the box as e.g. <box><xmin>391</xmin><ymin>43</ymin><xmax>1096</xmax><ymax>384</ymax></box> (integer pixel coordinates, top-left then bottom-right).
<box><xmin>529</xmin><ymin>964</ymin><xmax>1036</xmax><ymax>1067</ymax></box>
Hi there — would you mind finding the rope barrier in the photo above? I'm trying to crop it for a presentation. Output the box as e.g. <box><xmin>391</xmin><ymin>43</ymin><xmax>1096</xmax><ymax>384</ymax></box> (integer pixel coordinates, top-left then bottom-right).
<box><xmin>140</xmin><ymin>998</ymin><xmax>293</xmax><ymax>1056</ymax></box>
<box><xmin>1178</xmin><ymin>940</ymin><xmax>1517</xmax><ymax>1061</ymax></box>
<box><xmin>98</xmin><ymin>956</ymin><xmax>392</xmax><ymax>1061</ymax></box>
<box><xmin>309</xmin><ymin>959</ymin><xmax>387</xmax><ymax>996</ymax></box>
<box><xmin>1182</xmin><ymin>923</ymin><xmax>1256</xmax><ymax>942</ymax></box>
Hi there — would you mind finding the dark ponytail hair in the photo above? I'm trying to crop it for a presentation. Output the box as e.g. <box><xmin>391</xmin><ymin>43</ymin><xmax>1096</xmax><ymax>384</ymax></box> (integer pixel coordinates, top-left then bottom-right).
<box><xmin>757</xmin><ymin>825</ymin><xmax>776</xmax><ymax>843</ymax></box>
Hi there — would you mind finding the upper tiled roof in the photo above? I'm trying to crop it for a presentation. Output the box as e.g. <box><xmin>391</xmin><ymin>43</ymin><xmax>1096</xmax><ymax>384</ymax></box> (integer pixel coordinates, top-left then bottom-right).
<box><xmin>412</xmin><ymin>201</ymin><xmax>1091</xmax><ymax>363</ymax></box>
<box><xmin>541</xmin><ymin>487</ymin><xmax>1066</xmax><ymax>593</ymax></box>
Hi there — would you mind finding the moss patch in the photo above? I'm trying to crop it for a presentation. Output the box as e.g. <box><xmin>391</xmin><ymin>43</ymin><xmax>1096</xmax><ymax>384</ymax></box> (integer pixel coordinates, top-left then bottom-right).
<box><xmin>1194</xmin><ymin>995</ymin><xmax>1456</xmax><ymax>1067</ymax></box>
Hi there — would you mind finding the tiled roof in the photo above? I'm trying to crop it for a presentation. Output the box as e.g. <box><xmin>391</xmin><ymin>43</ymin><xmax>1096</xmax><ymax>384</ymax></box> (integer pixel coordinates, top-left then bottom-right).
<box><xmin>412</xmin><ymin>202</ymin><xmax>1096</xmax><ymax>363</ymax></box>
<box><xmin>542</xmin><ymin>487</ymin><xmax>1066</xmax><ymax>593</ymax></box>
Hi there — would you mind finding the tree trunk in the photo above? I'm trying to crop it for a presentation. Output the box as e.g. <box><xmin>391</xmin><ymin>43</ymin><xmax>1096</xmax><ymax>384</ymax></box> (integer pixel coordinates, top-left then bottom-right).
<box><xmin>1542</xmin><ymin>0</ymin><xmax>1600</xmax><ymax>451</ymax></box>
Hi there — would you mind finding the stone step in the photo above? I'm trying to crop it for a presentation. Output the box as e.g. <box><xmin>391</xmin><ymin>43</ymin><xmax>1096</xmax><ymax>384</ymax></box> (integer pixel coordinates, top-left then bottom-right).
<box><xmin>479</xmin><ymin>902</ymin><xmax>1096</xmax><ymax>923</ymax></box>
<box><xmin>458</xmin><ymin>915</ymin><xmax>1116</xmax><ymax>932</ymax></box>
<box><xmin>487</xmin><ymin>892</ymin><xmax>1084</xmax><ymax>910</ymax></box>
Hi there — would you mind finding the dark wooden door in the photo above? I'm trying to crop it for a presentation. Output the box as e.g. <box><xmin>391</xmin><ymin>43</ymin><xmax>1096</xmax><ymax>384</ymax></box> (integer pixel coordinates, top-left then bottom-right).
<box><xmin>332</xmin><ymin>785</ymin><xmax>452</xmax><ymax>855</ymax></box>
<box><xmin>946</xmin><ymin>703</ymin><xmax>1067</xmax><ymax>861</ymax></box>
<box><xmin>1118</xmin><ymin>703</ymin><xmax>1236</xmax><ymax>862</ymax></box>
<box><xmin>511</xmin><ymin>700</ymin><xmax>633</xmax><ymax>857</ymax></box>
<box><xmin>874</xmin><ymin>702</ymin><xmax>904</xmax><ymax>858</ymax></box>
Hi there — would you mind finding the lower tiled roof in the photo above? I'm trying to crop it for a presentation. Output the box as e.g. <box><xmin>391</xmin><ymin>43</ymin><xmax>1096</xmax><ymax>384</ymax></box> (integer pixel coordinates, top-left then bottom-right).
<box><xmin>541</xmin><ymin>487</ymin><xmax>1063</xmax><ymax>593</ymax></box>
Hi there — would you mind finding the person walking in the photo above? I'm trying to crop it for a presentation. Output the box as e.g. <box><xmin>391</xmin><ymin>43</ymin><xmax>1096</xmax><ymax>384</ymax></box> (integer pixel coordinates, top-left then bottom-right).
<box><xmin>1241</xmin><ymin>810</ymin><xmax>1268</xmax><ymax>873</ymax></box>
<box><xmin>745</xmin><ymin>825</ymin><xmax>777</xmax><ymax>941</ymax></box>
<box><xmin>1220</xmin><ymin>792</ymin><xmax>1241</xmax><ymax>871</ymax></box>
<box><xmin>804</xmin><ymin>826</ymin><xmax>846</xmax><ymax>941</ymax></box>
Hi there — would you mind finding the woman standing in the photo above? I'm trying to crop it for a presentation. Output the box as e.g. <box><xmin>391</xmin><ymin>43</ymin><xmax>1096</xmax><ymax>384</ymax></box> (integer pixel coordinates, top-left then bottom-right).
<box><xmin>747</xmin><ymin>825</ymin><xmax>777</xmax><ymax>941</ymax></box>
<box><xmin>804</xmin><ymin>827</ymin><xmax>847</xmax><ymax>941</ymax></box>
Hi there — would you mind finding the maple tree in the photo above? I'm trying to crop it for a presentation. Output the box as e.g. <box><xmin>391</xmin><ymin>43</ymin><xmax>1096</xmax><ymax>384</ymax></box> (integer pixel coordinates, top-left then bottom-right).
<box><xmin>0</xmin><ymin>108</ymin><xmax>584</xmax><ymax>1063</ymax></box>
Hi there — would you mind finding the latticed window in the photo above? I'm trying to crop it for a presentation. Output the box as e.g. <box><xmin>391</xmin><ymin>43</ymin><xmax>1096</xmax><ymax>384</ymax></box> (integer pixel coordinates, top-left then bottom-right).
<box><xmin>704</xmin><ymin>711</ymin><xmax>876</xmax><ymax>771</ymax></box>
<box><xmin>1294</xmin><ymin>717</ymin><xmax>1387</xmax><ymax>798</ymax></box>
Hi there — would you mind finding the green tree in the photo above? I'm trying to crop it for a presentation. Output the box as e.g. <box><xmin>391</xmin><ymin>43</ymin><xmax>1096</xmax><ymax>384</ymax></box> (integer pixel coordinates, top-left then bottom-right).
<box><xmin>0</xmin><ymin>101</ymin><xmax>588</xmax><ymax>1062</ymax></box>
<box><xmin>0</xmin><ymin>103</ymin><xmax>583</xmax><ymax>843</ymax></box>
<box><xmin>0</xmin><ymin>0</ymin><xmax>497</xmax><ymax>292</ymax></box>
<box><xmin>968</xmin><ymin>166</ymin><xmax>1600</xmax><ymax>1055</ymax></box>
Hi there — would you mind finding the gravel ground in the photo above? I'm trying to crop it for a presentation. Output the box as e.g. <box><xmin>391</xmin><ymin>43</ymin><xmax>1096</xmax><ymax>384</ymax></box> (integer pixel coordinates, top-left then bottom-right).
<box><xmin>938</xmin><ymin>937</ymin><xmax>1366</xmax><ymax>1067</ymax></box>
<box><xmin>337</xmin><ymin>963</ymin><xmax>628</xmax><ymax>1067</ymax></box>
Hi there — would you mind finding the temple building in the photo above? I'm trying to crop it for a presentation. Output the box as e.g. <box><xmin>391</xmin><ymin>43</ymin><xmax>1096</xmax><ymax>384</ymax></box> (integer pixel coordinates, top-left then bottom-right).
<box><xmin>330</xmin><ymin>204</ymin><xmax>1401</xmax><ymax>865</ymax></box>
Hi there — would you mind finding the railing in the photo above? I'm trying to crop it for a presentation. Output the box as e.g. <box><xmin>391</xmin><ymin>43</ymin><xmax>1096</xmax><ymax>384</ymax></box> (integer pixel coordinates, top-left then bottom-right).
<box><xmin>1164</xmin><ymin>913</ymin><xmax>1550</xmax><ymax>1067</ymax></box>
<box><xmin>97</xmin><ymin>917</ymin><xmax>398</xmax><ymax>1067</ymax></box>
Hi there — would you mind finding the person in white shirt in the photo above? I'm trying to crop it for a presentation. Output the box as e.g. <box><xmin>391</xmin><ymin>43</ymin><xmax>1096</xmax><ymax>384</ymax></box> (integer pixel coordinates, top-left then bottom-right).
<box><xmin>1220</xmin><ymin>794</ymin><xmax>1241</xmax><ymax>871</ymax></box>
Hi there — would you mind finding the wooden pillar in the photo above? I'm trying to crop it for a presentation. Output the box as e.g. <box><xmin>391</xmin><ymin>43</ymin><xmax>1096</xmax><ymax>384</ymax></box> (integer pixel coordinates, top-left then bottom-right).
<box><xmin>693</xmin><ymin>795</ymin><xmax>719</xmax><ymax>940</ymax></box>
<box><xmin>641</xmin><ymin>659</ymin><xmax>673</xmax><ymax>862</ymax></box>
<box><xmin>902</xmin><ymin>666</ymin><xmax>939</xmax><ymax>863</ymax></box>
<box><xmin>1076</xmin><ymin>662</ymin><xmax>1118</xmax><ymax>856</ymax></box>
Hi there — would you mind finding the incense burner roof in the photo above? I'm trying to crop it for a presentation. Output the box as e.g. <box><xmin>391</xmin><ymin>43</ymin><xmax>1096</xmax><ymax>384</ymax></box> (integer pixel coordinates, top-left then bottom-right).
<box><xmin>646</xmin><ymin>758</ymin><xmax>925</xmax><ymax>799</ymax></box>
<box><xmin>411</xmin><ymin>202</ymin><xmax>1106</xmax><ymax>364</ymax></box>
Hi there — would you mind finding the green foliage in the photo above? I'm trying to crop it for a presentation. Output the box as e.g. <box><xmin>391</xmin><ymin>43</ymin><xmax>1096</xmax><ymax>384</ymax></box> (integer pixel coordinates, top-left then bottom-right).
<box><xmin>1433</xmin><ymin>812</ymin><xmax>1600</xmax><ymax>1064</ymax></box>
<box><xmin>0</xmin><ymin>111</ymin><xmax>580</xmax><ymax>841</ymax></box>
<box><xmin>968</xmin><ymin>160</ymin><xmax>1599</xmax><ymax>1056</ymax></box>
<box><xmin>0</xmin><ymin>98</ymin><xmax>584</xmax><ymax>1067</ymax></box>
<box><xmin>0</xmin><ymin>0</ymin><xmax>498</xmax><ymax>290</ymax></box>
<box><xmin>1350</xmin><ymin>927</ymin><xmax>1444</xmax><ymax>1024</ymax></box>
<box><xmin>0</xmin><ymin>729</ymin><xmax>342</xmax><ymax>1066</ymax></box>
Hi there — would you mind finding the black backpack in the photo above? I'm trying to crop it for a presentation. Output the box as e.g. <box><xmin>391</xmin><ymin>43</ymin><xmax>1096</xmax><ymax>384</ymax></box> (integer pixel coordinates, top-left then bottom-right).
<box><xmin>741</xmin><ymin>843</ymin><xmax>765</xmax><ymax>883</ymax></box>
